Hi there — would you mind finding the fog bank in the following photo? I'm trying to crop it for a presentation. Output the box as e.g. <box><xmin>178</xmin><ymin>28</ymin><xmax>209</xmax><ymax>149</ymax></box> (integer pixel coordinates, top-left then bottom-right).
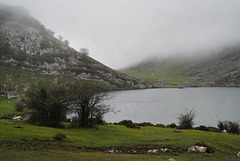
<box><xmin>1</xmin><ymin>0</ymin><xmax>240</xmax><ymax>69</ymax></box>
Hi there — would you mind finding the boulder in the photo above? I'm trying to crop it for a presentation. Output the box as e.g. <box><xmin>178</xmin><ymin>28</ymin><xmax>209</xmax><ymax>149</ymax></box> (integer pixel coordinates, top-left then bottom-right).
<box><xmin>174</xmin><ymin>128</ymin><xmax>182</xmax><ymax>133</ymax></box>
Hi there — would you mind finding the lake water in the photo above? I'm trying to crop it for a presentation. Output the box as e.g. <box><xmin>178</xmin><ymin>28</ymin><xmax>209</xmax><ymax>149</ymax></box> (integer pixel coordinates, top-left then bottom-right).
<box><xmin>104</xmin><ymin>88</ymin><xmax>240</xmax><ymax>127</ymax></box>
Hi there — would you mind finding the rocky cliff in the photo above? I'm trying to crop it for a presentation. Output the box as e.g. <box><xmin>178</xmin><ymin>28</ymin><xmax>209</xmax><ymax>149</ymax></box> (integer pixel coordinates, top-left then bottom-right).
<box><xmin>0</xmin><ymin>5</ymin><xmax>150</xmax><ymax>90</ymax></box>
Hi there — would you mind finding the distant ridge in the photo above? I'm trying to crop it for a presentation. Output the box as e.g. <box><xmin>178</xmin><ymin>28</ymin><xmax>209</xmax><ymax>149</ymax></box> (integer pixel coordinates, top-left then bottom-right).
<box><xmin>123</xmin><ymin>46</ymin><xmax>240</xmax><ymax>87</ymax></box>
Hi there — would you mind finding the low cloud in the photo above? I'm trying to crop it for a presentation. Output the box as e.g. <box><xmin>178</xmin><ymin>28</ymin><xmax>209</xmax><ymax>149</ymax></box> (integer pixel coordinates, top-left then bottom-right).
<box><xmin>1</xmin><ymin>0</ymin><xmax>240</xmax><ymax>69</ymax></box>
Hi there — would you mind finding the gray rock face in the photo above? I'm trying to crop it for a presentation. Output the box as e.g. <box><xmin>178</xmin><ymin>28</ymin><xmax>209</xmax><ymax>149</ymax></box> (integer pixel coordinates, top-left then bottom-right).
<box><xmin>184</xmin><ymin>49</ymin><xmax>240</xmax><ymax>87</ymax></box>
<box><xmin>0</xmin><ymin>21</ymin><xmax>66</xmax><ymax>55</ymax></box>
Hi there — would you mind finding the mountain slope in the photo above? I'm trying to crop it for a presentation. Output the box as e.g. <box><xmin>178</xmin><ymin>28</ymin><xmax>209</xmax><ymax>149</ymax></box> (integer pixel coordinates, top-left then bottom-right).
<box><xmin>0</xmin><ymin>5</ymin><xmax>150</xmax><ymax>91</ymax></box>
<box><xmin>123</xmin><ymin>47</ymin><xmax>240</xmax><ymax>87</ymax></box>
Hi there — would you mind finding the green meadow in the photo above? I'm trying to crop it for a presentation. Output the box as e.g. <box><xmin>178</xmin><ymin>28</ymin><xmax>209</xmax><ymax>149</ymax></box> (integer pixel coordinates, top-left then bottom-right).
<box><xmin>0</xmin><ymin>98</ymin><xmax>239</xmax><ymax>160</ymax></box>
<box><xmin>123</xmin><ymin>66</ymin><xmax>204</xmax><ymax>86</ymax></box>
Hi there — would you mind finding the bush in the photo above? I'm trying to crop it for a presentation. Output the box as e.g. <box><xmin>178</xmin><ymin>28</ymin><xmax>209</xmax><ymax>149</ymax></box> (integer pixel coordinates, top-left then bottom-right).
<box><xmin>15</xmin><ymin>100</ymin><xmax>25</xmax><ymax>112</ymax></box>
<box><xmin>166</xmin><ymin>123</ymin><xmax>177</xmax><ymax>128</ymax></box>
<box><xmin>217</xmin><ymin>120</ymin><xmax>228</xmax><ymax>131</ymax></box>
<box><xmin>137</xmin><ymin>122</ymin><xmax>154</xmax><ymax>127</ymax></box>
<box><xmin>0</xmin><ymin>114</ymin><xmax>14</xmax><ymax>119</ymax></box>
<box><xmin>53</xmin><ymin>132</ymin><xmax>66</xmax><ymax>141</ymax></box>
<box><xmin>207</xmin><ymin>127</ymin><xmax>221</xmax><ymax>133</ymax></box>
<box><xmin>68</xmin><ymin>122</ymin><xmax>80</xmax><ymax>128</ymax></box>
<box><xmin>178</xmin><ymin>108</ymin><xmax>196</xmax><ymax>129</ymax></box>
<box><xmin>195</xmin><ymin>125</ymin><xmax>210</xmax><ymax>131</ymax></box>
<box><xmin>25</xmin><ymin>83</ymin><xmax>69</xmax><ymax>127</ymax></box>
<box><xmin>195</xmin><ymin>126</ymin><xmax>221</xmax><ymax>133</ymax></box>
<box><xmin>218</xmin><ymin>120</ymin><xmax>240</xmax><ymax>134</ymax></box>
<box><xmin>227</xmin><ymin>121</ymin><xmax>240</xmax><ymax>134</ymax></box>
<box><xmin>118</xmin><ymin>120</ymin><xmax>140</xmax><ymax>129</ymax></box>
<box><xmin>156</xmin><ymin>123</ymin><xmax>165</xmax><ymax>128</ymax></box>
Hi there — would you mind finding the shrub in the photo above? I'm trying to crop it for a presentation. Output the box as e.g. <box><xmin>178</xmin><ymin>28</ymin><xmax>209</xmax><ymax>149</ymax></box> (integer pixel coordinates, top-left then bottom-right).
<box><xmin>26</xmin><ymin>83</ymin><xmax>70</xmax><ymax>127</ymax></box>
<box><xmin>53</xmin><ymin>132</ymin><xmax>66</xmax><ymax>141</ymax></box>
<box><xmin>207</xmin><ymin>127</ymin><xmax>221</xmax><ymax>133</ymax></box>
<box><xmin>118</xmin><ymin>120</ymin><xmax>140</xmax><ymax>129</ymax></box>
<box><xmin>166</xmin><ymin>123</ymin><xmax>177</xmax><ymax>128</ymax></box>
<box><xmin>217</xmin><ymin>120</ymin><xmax>228</xmax><ymax>131</ymax></box>
<box><xmin>68</xmin><ymin>122</ymin><xmax>79</xmax><ymax>128</ymax></box>
<box><xmin>195</xmin><ymin>126</ymin><xmax>220</xmax><ymax>133</ymax></box>
<box><xmin>228</xmin><ymin>121</ymin><xmax>240</xmax><ymax>134</ymax></box>
<box><xmin>156</xmin><ymin>123</ymin><xmax>165</xmax><ymax>128</ymax></box>
<box><xmin>218</xmin><ymin>120</ymin><xmax>240</xmax><ymax>134</ymax></box>
<box><xmin>178</xmin><ymin>108</ymin><xmax>196</xmax><ymax>129</ymax></box>
<box><xmin>1</xmin><ymin>114</ymin><xmax>14</xmax><ymax>119</ymax></box>
<box><xmin>15</xmin><ymin>100</ymin><xmax>25</xmax><ymax>112</ymax></box>
<box><xmin>195</xmin><ymin>125</ymin><xmax>210</xmax><ymax>131</ymax></box>
<box><xmin>137</xmin><ymin>122</ymin><xmax>154</xmax><ymax>127</ymax></box>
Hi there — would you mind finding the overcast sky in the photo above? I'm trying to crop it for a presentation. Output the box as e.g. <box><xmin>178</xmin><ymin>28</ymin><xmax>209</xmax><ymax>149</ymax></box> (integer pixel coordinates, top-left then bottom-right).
<box><xmin>1</xmin><ymin>0</ymin><xmax>240</xmax><ymax>69</ymax></box>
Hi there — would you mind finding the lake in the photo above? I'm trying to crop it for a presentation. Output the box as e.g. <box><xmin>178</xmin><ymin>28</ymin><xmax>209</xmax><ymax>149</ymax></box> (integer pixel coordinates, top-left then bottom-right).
<box><xmin>104</xmin><ymin>88</ymin><xmax>240</xmax><ymax>127</ymax></box>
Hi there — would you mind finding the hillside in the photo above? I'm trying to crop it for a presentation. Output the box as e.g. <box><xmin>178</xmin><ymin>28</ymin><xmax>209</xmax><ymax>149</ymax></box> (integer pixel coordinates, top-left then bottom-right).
<box><xmin>123</xmin><ymin>46</ymin><xmax>240</xmax><ymax>87</ymax></box>
<box><xmin>0</xmin><ymin>5</ymin><xmax>150</xmax><ymax>91</ymax></box>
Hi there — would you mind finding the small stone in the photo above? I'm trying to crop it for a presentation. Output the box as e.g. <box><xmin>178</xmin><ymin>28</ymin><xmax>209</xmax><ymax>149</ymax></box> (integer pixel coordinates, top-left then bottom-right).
<box><xmin>161</xmin><ymin>148</ymin><xmax>168</xmax><ymax>152</ymax></box>
<box><xmin>168</xmin><ymin>158</ymin><xmax>176</xmax><ymax>161</ymax></box>
<box><xmin>132</xmin><ymin>150</ymin><xmax>136</xmax><ymax>153</ymax></box>
<box><xmin>108</xmin><ymin>149</ymin><xmax>114</xmax><ymax>153</ymax></box>
<box><xmin>196</xmin><ymin>146</ymin><xmax>207</xmax><ymax>153</ymax></box>
<box><xmin>188</xmin><ymin>146</ymin><xmax>207</xmax><ymax>153</ymax></box>
<box><xmin>174</xmin><ymin>128</ymin><xmax>182</xmax><ymax>133</ymax></box>
<box><xmin>147</xmin><ymin>149</ymin><xmax>158</xmax><ymax>153</ymax></box>
<box><xmin>147</xmin><ymin>149</ymin><xmax>152</xmax><ymax>153</ymax></box>
<box><xmin>188</xmin><ymin>146</ymin><xmax>197</xmax><ymax>152</ymax></box>
<box><xmin>237</xmin><ymin>151</ymin><xmax>240</xmax><ymax>157</ymax></box>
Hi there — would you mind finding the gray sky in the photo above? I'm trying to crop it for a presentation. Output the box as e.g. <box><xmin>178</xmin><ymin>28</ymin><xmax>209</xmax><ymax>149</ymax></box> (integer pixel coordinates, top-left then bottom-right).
<box><xmin>1</xmin><ymin>0</ymin><xmax>240</xmax><ymax>69</ymax></box>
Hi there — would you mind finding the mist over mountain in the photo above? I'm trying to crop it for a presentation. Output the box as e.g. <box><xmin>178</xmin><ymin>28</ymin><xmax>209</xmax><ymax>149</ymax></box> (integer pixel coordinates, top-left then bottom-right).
<box><xmin>1</xmin><ymin>4</ymin><xmax>239</xmax><ymax>90</ymax></box>
<box><xmin>123</xmin><ymin>45</ymin><xmax>240</xmax><ymax>87</ymax></box>
<box><xmin>1</xmin><ymin>0</ymin><xmax>240</xmax><ymax>69</ymax></box>
<box><xmin>0</xmin><ymin>5</ymin><xmax>150</xmax><ymax>91</ymax></box>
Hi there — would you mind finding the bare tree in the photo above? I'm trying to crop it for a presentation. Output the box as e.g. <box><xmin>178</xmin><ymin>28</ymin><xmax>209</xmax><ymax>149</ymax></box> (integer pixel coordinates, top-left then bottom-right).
<box><xmin>178</xmin><ymin>108</ymin><xmax>196</xmax><ymax>129</ymax></box>
<box><xmin>70</xmin><ymin>81</ymin><xmax>110</xmax><ymax>127</ymax></box>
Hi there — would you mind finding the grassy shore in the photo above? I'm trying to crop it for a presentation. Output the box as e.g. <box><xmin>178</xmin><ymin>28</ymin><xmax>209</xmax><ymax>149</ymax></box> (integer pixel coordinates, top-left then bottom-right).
<box><xmin>0</xmin><ymin>99</ymin><xmax>240</xmax><ymax>160</ymax></box>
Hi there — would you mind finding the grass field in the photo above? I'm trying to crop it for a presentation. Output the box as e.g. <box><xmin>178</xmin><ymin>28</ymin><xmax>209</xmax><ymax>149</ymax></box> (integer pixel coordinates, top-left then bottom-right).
<box><xmin>0</xmin><ymin>119</ymin><xmax>240</xmax><ymax>160</ymax></box>
<box><xmin>0</xmin><ymin>98</ymin><xmax>31</xmax><ymax>118</ymax></box>
<box><xmin>0</xmin><ymin>99</ymin><xmax>240</xmax><ymax>160</ymax></box>
<box><xmin>124</xmin><ymin>69</ymin><xmax>189</xmax><ymax>84</ymax></box>
<box><xmin>123</xmin><ymin>67</ymin><xmax>203</xmax><ymax>86</ymax></box>
<box><xmin>0</xmin><ymin>63</ymin><xmax>77</xmax><ymax>91</ymax></box>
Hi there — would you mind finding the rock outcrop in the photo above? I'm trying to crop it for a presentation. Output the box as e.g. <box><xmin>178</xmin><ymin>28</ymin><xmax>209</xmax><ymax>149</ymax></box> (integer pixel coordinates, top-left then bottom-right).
<box><xmin>0</xmin><ymin>5</ymin><xmax>151</xmax><ymax>90</ymax></box>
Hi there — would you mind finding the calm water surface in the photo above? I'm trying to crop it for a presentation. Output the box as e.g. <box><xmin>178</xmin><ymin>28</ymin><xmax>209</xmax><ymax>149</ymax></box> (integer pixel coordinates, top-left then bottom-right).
<box><xmin>104</xmin><ymin>88</ymin><xmax>240</xmax><ymax>127</ymax></box>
